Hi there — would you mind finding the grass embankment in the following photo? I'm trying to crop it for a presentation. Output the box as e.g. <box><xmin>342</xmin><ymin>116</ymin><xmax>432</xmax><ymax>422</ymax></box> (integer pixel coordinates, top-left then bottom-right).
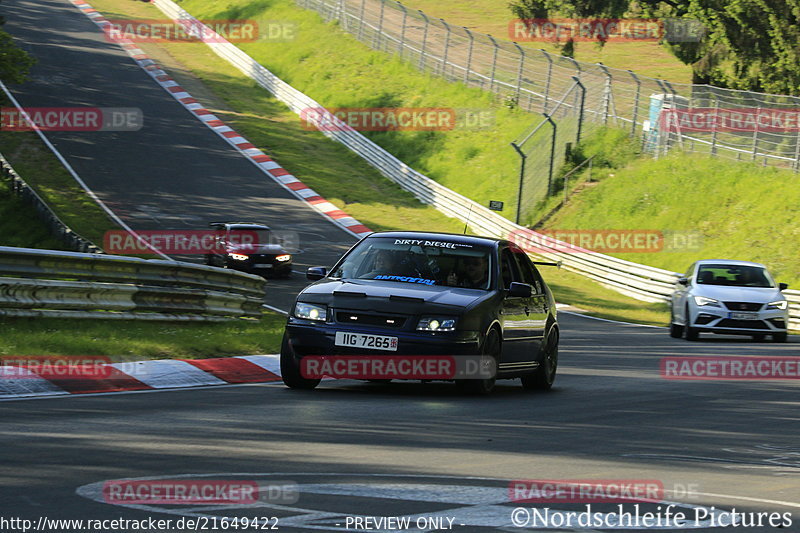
<box><xmin>0</xmin><ymin>186</ymin><xmax>65</xmax><ymax>250</ymax></box>
<box><xmin>0</xmin><ymin>101</ymin><xmax>119</xmax><ymax>246</ymax></box>
<box><xmin>544</xmin><ymin>152</ymin><xmax>800</xmax><ymax>287</ymax></box>
<box><xmin>398</xmin><ymin>0</ymin><xmax>693</xmax><ymax>83</ymax></box>
<box><xmin>0</xmin><ymin>315</ymin><xmax>285</xmax><ymax>359</ymax></box>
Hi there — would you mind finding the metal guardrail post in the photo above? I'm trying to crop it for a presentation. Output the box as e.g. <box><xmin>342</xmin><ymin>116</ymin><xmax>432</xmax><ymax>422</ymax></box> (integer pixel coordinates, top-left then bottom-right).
<box><xmin>546</xmin><ymin>115</ymin><xmax>557</xmax><ymax>197</ymax></box>
<box><xmin>418</xmin><ymin>10</ymin><xmax>429</xmax><ymax>71</ymax></box>
<box><xmin>396</xmin><ymin>1</ymin><xmax>407</xmax><ymax>57</ymax></box>
<box><xmin>375</xmin><ymin>0</ymin><xmax>386</xmax><ymax>50</ymax></box>
<box><xmin>463</xmin><ymin>27</ymin><xmax>474</xmax><ymax>84</ymax></box>
<box><xmin>794</xmin><ymin>129</ymin><xmax>800</xmax><ymax>173</ymax></box>
<box><xmin>572</xmin><ymin>76</ymin><xmax>585</xmax><ymax>144</ymax></box>
<box><xmin>488</xmin><ymin>35</ymin><xmax>499</xmax><ymax>93</ymax></box>
<box><xmin>628</xmin><ymin>69</ymin><xmax>641</xmax><ymax>138</ymax></box>
<box><xmin>597</xmin><ymin>63</ymin><xmax>612</xmax><ymax>126</ymax></box>
<box><xmin>511</xmin><ymin>142</ymin><xmax>527</xmax><ymax>226</ymax></box>
<box><xmin>541</xmin><ymin>49</ymin><xmax>553</xmax><ymax>114</ymax></box>
<box><xmin>711</xmin><ymin>94</ymin><xmax>719</xmax><ymax>157</ymax></box>
<box><xmin>513</xmin><ymin>42</ymin><xmax>525</xmax><ymax>102</ymax></box>
<box><xmin>440</xmin><ymin>18</ymin><xmax>451</xmax><ymax>78</ymax></box>
<box><xmin>357</xmin><ymin>0</ymin><xmax>367</xmax><ymax>40</ymax></box>
<box><xmin>751</xmin><ymin>105</ymin><xmax>761</xmax><ymax>161</ymax></box>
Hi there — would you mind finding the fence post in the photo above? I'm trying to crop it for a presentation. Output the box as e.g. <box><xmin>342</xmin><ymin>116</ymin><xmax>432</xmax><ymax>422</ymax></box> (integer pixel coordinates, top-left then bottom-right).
<box><xmin>397</xmin><ymin>2</ymin><xmax>407</xmax><ymax>58</ymax></box>
<box><xmin>628</xmin><ymin>69</ymin><xmax>641</xmax><ymax>138</ymax></box>
<box><xmin>794</xmin><ymin>128</ymin><xmax>800</xmax><ymax>173</ymax></box>
<box><xmin>418</xmin><ymin>10</ymin><xmax>430</xmax><ymax>71</ymax></box>
<box><xmin>751</xmin><ymin>105</ymin><xmax>761</xmax><ymax>161</ymax></box>
<box><xmin>513</xmin><ymin>42</ymin><xmax>525</xmax><ymax>103</ymax></box>
<box><xmin>597</xmin><ymin>63</ymin><xmax>612</xmax><ymax>126</ymax></box>
<box><xmin>512</xmin><ymin>142</ymin><xmax>527</xmax><ymax>225</ymax></box>
<box><xmin>357</xmin><ymin>0</ymin><xmax>366</xmax><ymax>40</ymax></box>
<box><xmin>339</xmin><ymin>0</ymin><xmax>348</xmax><ymax>30</ymax></box>
<box><xmin>440</xmin><ymin>18</ymin><xmax>451</xmax><ymax>78</ymax></box>
<box><xmin>463</xmin><ymin>27</ymin><xmax>474</xmax><ymax>84</ymax></box>
<box><xmin>546</xmin><ymin>115</ymin><xmax>557</xmax><ymax>197</ymax></box>
<box><xmin>711</xmin><ymin>93</ymin><xmax>719</xmax><ymax>157</ymax></box>
<box><xmin>541</xmin><ymin>49</ymin><xmax>553</xmax><ymax>114</ymax></box>
<box><xmin>374</xmin><ymin>0</ymin><xmax>386</xmax><ymax>50</ymax></box>
<box><xmin>572</xmin><ymin>76</ymin><xmax>586</xmax><ymax>144</ymax></box>
<box><xmin>488</xmin><ymin>35</ymin><xmax>499</xmax><ymax>93</ymax></box>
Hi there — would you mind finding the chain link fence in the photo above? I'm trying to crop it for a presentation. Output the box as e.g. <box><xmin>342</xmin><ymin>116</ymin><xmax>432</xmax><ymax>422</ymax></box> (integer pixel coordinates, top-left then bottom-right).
<box><xmin>297</xmin><ymin>0</ymin><xmax>800</xmax><ymax>176</ymax></box>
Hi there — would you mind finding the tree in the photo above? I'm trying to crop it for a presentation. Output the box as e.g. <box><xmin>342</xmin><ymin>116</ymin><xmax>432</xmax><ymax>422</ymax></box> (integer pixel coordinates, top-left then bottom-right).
<box><xmin>0</xmin><ymin>0</ymin><xmax>36</xmax><ymax>84</ymax></box>
<box><xmin>509</xmin><ymin>0</ymin><xmax>800</xmax><ymax>95</ymax></box>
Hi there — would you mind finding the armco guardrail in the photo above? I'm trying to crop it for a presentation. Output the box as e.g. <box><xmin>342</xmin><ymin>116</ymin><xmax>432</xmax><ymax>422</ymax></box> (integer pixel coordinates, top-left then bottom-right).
<box><xmin>0</xmin><ymin>247</ymin><xmax>266</xmax><ymax>320</ymax></box>
<box><xmin>1</xmin><ymin>154</ymin><xmax>102</xmax><ymax>254</ymax></box>
<box><xmin>150</xmin><ymin>0</ymin><xmax>799</xmax><ymax>331</ymax></box>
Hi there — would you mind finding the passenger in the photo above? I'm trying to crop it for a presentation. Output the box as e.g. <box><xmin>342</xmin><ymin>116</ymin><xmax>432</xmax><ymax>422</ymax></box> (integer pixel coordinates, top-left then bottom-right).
<box><xmin>364</xmin><ymin>249</ymin><xmax>397</xmax><ymax>278</ymax></box>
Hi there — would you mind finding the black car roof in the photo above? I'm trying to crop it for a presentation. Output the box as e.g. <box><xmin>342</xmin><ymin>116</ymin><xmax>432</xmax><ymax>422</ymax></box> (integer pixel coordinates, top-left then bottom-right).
<box><xmin>365</xmin><ymin>231</ymin><xmax>502</xmax><ymax>248</ymax></box>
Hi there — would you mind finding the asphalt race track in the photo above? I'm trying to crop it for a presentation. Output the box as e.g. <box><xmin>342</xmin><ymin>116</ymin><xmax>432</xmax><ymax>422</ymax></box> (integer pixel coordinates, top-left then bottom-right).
<box><xmin>2</xmin><ymin>0</ymin><xmax>800</xmax><ymax>531</ymax></box>
<box><xmin>3</xmin><ymin>0</ymin><xmax>356</xmax><ymax>311</ymax></box>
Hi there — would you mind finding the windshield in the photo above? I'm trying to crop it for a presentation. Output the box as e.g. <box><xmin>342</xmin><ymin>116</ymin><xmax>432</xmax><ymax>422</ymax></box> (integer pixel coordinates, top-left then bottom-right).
<box><xmin>330</xmin><ymin>237</ymin><xmax>493</xmax><ymax>290</ymax></box>
<box><xmin>696</xmin><ymin>264</ymin><xmax>775</xmax><ymax>287</ymax></box>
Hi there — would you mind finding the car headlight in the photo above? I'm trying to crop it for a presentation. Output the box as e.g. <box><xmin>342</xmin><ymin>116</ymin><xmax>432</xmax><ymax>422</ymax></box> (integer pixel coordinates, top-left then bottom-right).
<box><xmin>295</xmin><ymin>302</ymin><xmax>327</xmax><ymax>321</ymax></box>
<box><xmin>767</xmin><ymin>300</ymin><xmax>788</xmax><ymax>310</ymax></box>
<box><xmin>694</xmin><ymin>296</ymin><xmax>720</xmax><ymax>307</ymax></box>
<box><xmin>228</xmin><ymin>253</ymin><xmax>249</xmax><ymax>261</ymax></box>
<box><xmin>275</xmin><ymin>254</ymin><xmax>291</xmax><ymax>262</ymax></box>
<box><xmin>417</xmin><ymin>317</ymin><xmax>457</xmax><ymax>332</ymax></box>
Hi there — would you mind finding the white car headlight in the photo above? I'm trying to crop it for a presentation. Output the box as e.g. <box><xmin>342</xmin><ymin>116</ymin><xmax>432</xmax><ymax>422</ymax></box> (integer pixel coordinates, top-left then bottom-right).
<box><xmin>295</xmin><ymin>302</ymin><xmax>327</xmax><ymax>321</ymax></box>
<box><xmin>228</xmin><ymin>253</ymin><xmax>249</xmax><ymax>261</ymax></box>
<box><xmin>275</xmin><ymin>254</ymin><xmax>292</xmax><ymax>262</ymax></box>
<box><xmin>417</xmin><ymin>317</ymin><xmax>457</xmax><ymax>332</ymax></box>
<box><xmin>694</xmin><ymin>296</ymin><xmax>720</xmax><ymax>307</ymax></box>
<box><xmin>767</xmin><ymin>300</ymin><xmax>788</xmax><ymax>310</ymax></box>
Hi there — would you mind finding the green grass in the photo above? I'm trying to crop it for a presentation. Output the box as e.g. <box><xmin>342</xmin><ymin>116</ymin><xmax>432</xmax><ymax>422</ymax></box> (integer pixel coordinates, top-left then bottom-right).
<box><xmin>0</xmin><ymin>185</ymin><xmax>66</xmax><ymax>249</ymax></box>
<box><xmin>0</xmin><ymin>100</ymin><xmax>120</xmax><ymax>246</ymax></box>
<box><xmin>544</xmin><ymin>152</ymin><xmax>800</xmax><ymax>287</ymax></box>
<box><xmin>397</xmin><ymin>0</ymin><xmax>693</xmax><ymax>83</ymax></box>
<box><xmin>0</xmin><ymin>315</ymin><xmax>285</xmax><ymax>359</ymax></box>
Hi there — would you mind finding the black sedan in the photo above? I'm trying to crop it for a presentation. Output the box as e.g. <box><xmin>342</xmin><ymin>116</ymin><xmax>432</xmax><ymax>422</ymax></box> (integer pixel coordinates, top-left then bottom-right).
<box><xmin>205</xmin><ymin>222</ymin><xmax>293</xmax><ymax>278</ymax></box>
<box><xmin>280</xmin><ymin>231</ymin><xmax>559</xmax><ymax>393</ymax></box>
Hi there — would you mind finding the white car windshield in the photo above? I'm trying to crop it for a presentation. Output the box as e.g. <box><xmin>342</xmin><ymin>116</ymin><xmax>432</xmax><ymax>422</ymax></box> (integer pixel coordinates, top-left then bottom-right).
<box><xmin>696</xmin><ymin>264</ymin><xmax>775</xmax><ymax>287</ymax></box>
<box><xmin>330</xmin><ymin>237</ymin><xmax>493</xmax><ymax>289</ymax></box>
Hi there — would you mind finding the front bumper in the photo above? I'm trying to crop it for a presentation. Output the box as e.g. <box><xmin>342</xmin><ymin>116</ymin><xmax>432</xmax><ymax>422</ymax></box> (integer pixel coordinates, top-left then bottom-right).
<box><xmin>691</xmin><ymin>308</ymin><xmax>788</xmax><ymax>335</ymax></box>
<box><xmin>285</xmin><ymin>320</ymin><xmax>482</xmax><ymax>357</ymax></box>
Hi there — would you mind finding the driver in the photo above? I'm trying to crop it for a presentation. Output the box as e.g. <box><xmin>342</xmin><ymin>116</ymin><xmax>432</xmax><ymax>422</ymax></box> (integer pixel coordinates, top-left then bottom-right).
<box><xmin>364</xmin><ymin>249</ymin><xmax>397</xmax><ymax>278</ymax></box>
<box><xmin>458</xmin><ymin>255</ymin><xmax>489</xmax><ymax>288</ymax></box>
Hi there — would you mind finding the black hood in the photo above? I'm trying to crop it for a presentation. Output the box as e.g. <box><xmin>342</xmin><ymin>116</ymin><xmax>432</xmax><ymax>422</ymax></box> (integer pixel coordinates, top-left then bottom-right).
<box><xmin>227</xmin><ymin>243</ymin><xmax>286</xmax><ymax>255</ymax></box>
<box><xmin>299</xmin><ymin>279</ymin><xmax>493</xmax><ymax>314</ymax></box>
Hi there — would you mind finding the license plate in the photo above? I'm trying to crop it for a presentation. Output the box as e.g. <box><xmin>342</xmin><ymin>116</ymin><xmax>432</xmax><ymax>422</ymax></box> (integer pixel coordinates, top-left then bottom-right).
<box><xmin>335</xmin><ymin>332</ymin><xmax>398</xmax><ymax>351</ymax></box>
<box><xmin>253</xmin><ymin>263</ymin><xmax>273</xmax><ymax>268</ymax></box>
<box><xmin>729</xmin><ymin>312</ymin><xmax>758</xmax><ymax>320</ymax></box>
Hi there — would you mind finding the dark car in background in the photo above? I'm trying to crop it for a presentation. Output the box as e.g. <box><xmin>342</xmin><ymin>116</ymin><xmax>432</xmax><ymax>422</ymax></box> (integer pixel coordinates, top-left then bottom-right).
<box><xmin>205</xmin><ymin>222</ymin><xmax>292</xmax><ymax>278</ymax></box>
<box><xmin>280</xmin><ymin>231</ymin><xmax>559</xmax><ymax>393</ymax></box>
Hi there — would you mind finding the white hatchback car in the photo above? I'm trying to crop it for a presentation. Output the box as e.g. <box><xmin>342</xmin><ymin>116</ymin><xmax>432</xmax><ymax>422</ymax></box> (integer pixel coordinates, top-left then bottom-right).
<box><xmin>670</xmin><ymin>260</ymin><xmax>789</xmax><ymax>342</ymax></box>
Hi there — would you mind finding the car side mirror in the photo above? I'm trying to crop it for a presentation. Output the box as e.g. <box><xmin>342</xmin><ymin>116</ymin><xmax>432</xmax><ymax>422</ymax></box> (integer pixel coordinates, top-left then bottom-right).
<box><xmin>507</xmin><ymin>282</ymin><xmax>532</xmax><ymax>298</ymax></box>
<box><xmin>779</xmin><ymin>282</ymin><xmax>788</xmax><ymax>291</ymax></box>
<box><xmin>678</xmin><ymin>277</ymin><xmax>689</xmax><ymax>286</ymax></box>
<box><xmin>307</xmin><ymin>267</ymin><xmax>327</xmax><ymax>281</ymax></box>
